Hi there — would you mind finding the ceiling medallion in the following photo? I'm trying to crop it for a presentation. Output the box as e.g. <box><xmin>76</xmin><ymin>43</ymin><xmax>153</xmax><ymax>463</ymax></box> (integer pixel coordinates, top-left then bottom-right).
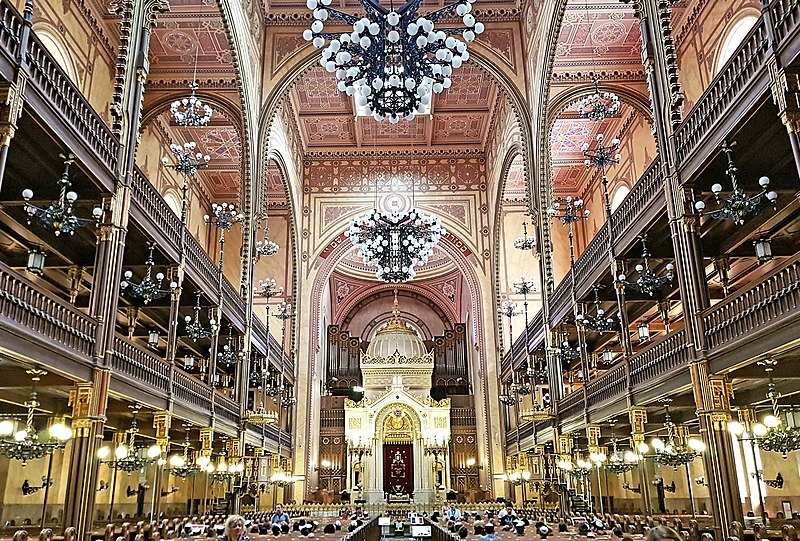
<box><xmin>302</xmin><ymin>0</ymin><xmax>484</xmax><ymax>122</ymax></box>
<box><xmin>345</xmin><ymin>207</ymin><xmax>445</xmax><ymax>283</ymax></box>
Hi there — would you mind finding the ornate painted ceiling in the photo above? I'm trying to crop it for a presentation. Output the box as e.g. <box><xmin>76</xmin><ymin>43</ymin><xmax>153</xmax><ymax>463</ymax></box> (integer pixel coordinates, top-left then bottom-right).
<box><xmin>290</xmin><ymin>64</ymin><xmax>499</xmax><ymax>153</ymax></box>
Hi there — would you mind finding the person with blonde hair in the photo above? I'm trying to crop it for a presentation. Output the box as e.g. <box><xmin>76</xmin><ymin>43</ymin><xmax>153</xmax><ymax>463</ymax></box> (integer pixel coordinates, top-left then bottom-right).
<box><xmin>644</xmin><ymin>526</ymin><xmax>682</xmax><ymax>541</ymax></box>
<box><xmin>219</xmin><ymin>516</ymin><xmax>249</xmax><ymax>541</ymax></box>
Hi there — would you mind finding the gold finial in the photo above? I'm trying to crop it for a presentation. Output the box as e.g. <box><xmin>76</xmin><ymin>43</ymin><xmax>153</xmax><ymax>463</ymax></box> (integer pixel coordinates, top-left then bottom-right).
<box><xmin>392</xmin><ymin>289</ymin><xmax>400</xmax><ymax>317</ymax></box>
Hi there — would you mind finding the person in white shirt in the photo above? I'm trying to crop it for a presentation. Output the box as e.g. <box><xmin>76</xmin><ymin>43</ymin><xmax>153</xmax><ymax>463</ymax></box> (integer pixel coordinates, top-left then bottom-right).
<box><xmin>446</xmin><ymin>503</ymin><xmax>462</xmax><ymax>521</ymax></box>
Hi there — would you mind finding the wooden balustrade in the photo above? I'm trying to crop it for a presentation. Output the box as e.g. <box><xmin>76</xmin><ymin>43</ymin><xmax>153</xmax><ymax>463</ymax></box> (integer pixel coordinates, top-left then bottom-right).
<box><xmin>586</xmin><ymin>364</ymin><xmax>627</xmax><ymax>407</ymax></box>
<box><xmin>0</xmin><ymin>261</ymin><xmax>97</xmax><ymax>359</ymax></box>
<box><xmin>0</xmin><ymin>1</ymin><xmax>20</xmax><ymax>68</ymax></box>
<box><xmin>703</xmin><ymin>253</ymin><xmax>800</xmax><ymax>352</ymax></box>
<box><xmin>111</xmin><ymin>335</ymin><xmax>170</xmax><ymax>395</ymax></box>
<box><xmin>251</xmin><ymin>315</ymin><xmax>269</xmax><ymax>355</ymax></box>
<box><xmin>675</xmin><ymin>19</ymin><xmax>769</xmax><ymax>170</ymax></box>
<box><xmin>629</xmin><ymin>328</ymin><xmax>691</xmax><ymax>388</ymax></box>
<box><xmin>769</xmin><ymin>0</ymin><xmax>800</xmax><ymax>47</ymax></box>
<box><xmin>173</xmin><ymin>369</ymin><xmax>214</xmax><ymax>410</ymax></box>
<box><xmin>130</xmin><ymin>168</ymin><xmax>183</xmax><ymax>252</ymax></box>
<box><xmin>215</xmin><ymin>394</ymin><xmax>241</xmax><ymax>425</ymax></box>
<box><xmin>610</xmin><ymin>158</ymin><xmax>664</xmax><ymax>242</ymax></box>
<box><xmin>24</xmin><ymin>29</ymin><xmax>118</xmax><ymax>176</ymax></box>
<box><xmin>558</xmin><ymin>390</ymin><xmax>585</xmax><ymax>421</ymax></box>
<box><xmin>221</xmin><ymin>278</ymin><xmax>246</xmax><ymax>332</ymax></box>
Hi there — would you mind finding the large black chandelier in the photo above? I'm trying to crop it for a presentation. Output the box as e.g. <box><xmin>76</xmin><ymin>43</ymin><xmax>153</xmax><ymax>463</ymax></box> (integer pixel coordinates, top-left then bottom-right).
<box><xmin>577</xmin><ymin>78</ymin><xmax>620</xmax><ymax>122</ymax></box>
<box><xmin>98</xmin><ymin>416</ymin><xmax>158</xmax><ymax>473</ymax></box>
<box><xmin>302</xmin><ymin>0</ymin><xmax>484</xmax><ymax>122</ymax></box>
<box><xmin>576</xmin><ymin>286</ymin><xmax>616</xmax><ymax>333</ymax></box>
<box><xmin>22</xmin><ymin>154</ymin><xmax>102</xmax><ymax>236</ymax></box>
<box><xmin>171</xmin><ymin>83</ymin><xmax>213</xmax><ymax>127</ymax></box>
<box><xmin>617</xmin><ymin>234</ymin><xmax>674</xmax><ymax>297</ymax></box>
<box><xmin>185</xmin><ymin>292</ymin><xmax>217</xmax><ymax>340</ymax></box>
<box><xmin>0</xmin><ymin>370</ymin><xmax>72</xmax><ymax>465</ymax></box>
<box><xmin>166</xmin><ymin>433</ymin><xmax>202</xmax><ymax>478</ymax></box>
<box><xmin>645</xmin><ymin>402</ymin><xmax>705</xmax><ymax>470</ymax></box>
<box><xmin>604</xmin><ymin>437</ymin><xmax>638</xmax><ymax>475</ymax></box>
<box><xmin>217</xmin><ymin>327</ymin><xmax>242</xmax><ymax>366</ymax></box>
<box><xmin>120</xmin><ymin>242</ymin><xmax>177</xmax><ymax>304</ymax></box>
<box><xmin>346</xmin><ymin>207</ymin><xmax>444</xmax><ymax>283</ymax></box>
<box><xmin>694</xmin><ymin>141</ymin><xmax>778</xmax><ymax>225</ymax></box>
<box><xmin>750</xmin><ymin>360</ymin><xmax>800</xmax><ymax>458</ymax></box>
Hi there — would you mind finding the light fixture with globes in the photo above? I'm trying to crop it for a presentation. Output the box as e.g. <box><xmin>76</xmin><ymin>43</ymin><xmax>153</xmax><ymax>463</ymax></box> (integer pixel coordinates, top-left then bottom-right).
<box><xmin>302</xmin><ymin>0</ymin><xmax>485</xmax><ymax>122</ymax></box>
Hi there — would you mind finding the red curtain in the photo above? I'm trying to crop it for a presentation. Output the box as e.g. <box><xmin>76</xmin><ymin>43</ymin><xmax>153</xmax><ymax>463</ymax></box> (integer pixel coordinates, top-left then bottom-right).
<box><xmin>383</xmin><ymin>443</ymin><xmax>413</xmax><ymax>496</ymax></box>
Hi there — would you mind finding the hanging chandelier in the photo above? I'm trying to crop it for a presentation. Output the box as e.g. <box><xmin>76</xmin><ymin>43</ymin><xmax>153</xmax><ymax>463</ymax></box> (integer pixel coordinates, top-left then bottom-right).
<box><xmin>554</xmin><ymin>337</ymin><xmax>581</xmax><ymax>365</ymax></box>
<box><xmin>643</xmin><ymin>402</ymin><xmax>705</xmax><ymax>470</ymax></box>
<box><xmin>577</xmin><ymin>78</ymin><xmax>620</xmax><ymax>122</ymax></box>
<box><xmin>255</xmin><ymin>227</ymin><xmax>280</xmax><ymax>257</ymax></box>
<box><xmin>22</xmin><ymin>154</ymin><xmax>103</xmax><ymax>236</ymax></box>
<box><xmin>0</xmin><ymin>370</ymin><xmax>72</xmax><ymax>465</ymax></box>
<box><xmin>167</xmin><ymin>434</ymin><xmax>202</xmax><ymax>478</ymax></box>
<box><xmin>98</xmin><ymin>416</ymin><xmax>158</xmax><ymax>473</ymax></box>
<box><xmin>694</xmin><ymin>141</ymin><xmax>778</xmax><ymax>225</ymax></box>
<box><xmin>185</xmin><ymin>292</ymin><xmax>217</xmax><ymax>340</ymax></box>
<box><xmin>617</xmin><ymin>234</ymin><xmax>674</xmax><ymax>297</ymax></box>
<box><xmin>346</xmin><ymin>207</ymin><xmax>444</xmax><ymax>283</ymax></box>
<box><xmin>171</xmin><ymin>83</ymin><xmax>213</xmax><ymax>127</ymax></box>
<box><xmin>257</xmin><ymin>278</ymin><xmax>284</xmax><ymax>299</ymax></box>
<box><xmin>120</xmin><ymin>242</ymin><xmax>177</xmax><ymax>304</ymax></box>
<box><xmin>604</xmin><ymin>437</ymin><xmax>638</xmax><ymax>475</ymax></box>
<box><xmin>513</xmin><ymin>221</ymin><xmax>536</xmax><ymax>251</ymax></box>
<box><xmin>217</xmin><ymin>327</ymin><xmax>242</xmax><ymax>366</ymax></box>
<box><xmin>557</xmin><ymin>456</ymin><xmax>592</xmax><ymax>480</ymax></box>
<box><xmin>576</xmin><ymin>286</ymin><xmax>616</xmax><ymax>333</ymax></box>
<box><xmin>733</xmin><ymin>360</ymin><xmax>800</xmax><ymax>459</ymax></box>
<box><xmin>302</xmin><ymin>0</ymin><xmax>484</xmax><ymax>122</ymax></box>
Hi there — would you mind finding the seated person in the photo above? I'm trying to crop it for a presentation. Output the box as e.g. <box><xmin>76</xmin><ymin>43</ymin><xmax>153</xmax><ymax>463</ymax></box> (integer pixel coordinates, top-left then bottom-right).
<box><xmin>480</xmin><ymin>524</ymin><xmax>500</xmax><ymax>541</ymax></box>
<box><xmin>458</xmin><ymin>527</ymin><xmax>468</xmax><ymax>539</ymax></box>
<box><xmin>270</xmin><ymin>505</ymin><xmax>290</xmax><ymax>527</ymax></box>
<box><xmin>323</xmin><ymin>525</ymin><xmax>336</xmax><ymax>535</ymax></box>
<box><xmin>514</xmin><ymin>519</ymin><xmax>526</xmax><ymax>536</ymax></box>
<box><xmin>498</xmin><ymin>504</ymin><xmax>516</xmax><ymax>527</ymax></box>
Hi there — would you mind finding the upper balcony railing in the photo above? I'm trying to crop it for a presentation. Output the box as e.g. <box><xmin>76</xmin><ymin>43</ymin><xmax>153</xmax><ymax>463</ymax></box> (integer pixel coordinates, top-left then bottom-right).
<box><xmin>111</xmin><ymin>334</ymin><xmax>171</xmax><ymax>397</ymax></box>
<box><xmin>770</xmin><ymin>0</ymin><xmax>800</xmax><ymax>47</ymax></box>
<box><xmin>0</xmin><ymin>260</ymin><xmax>97</xmax><ymax>363</ymax></box>
<box><xmin>586</xmin><ymin>364</ymin><xmax>627</xmax><ymax>408</ymax></box>
<box><xmin>703</xmin><ymin>252</ymin><xmax>800</xmax><ymax>355</ymax></box>
<box><xmin>628</xmin><ymin>328</ymin><xmax>691</xmax><ymax>389</ymax></box>
<box><xmin>173</xmin><ymin>368</ymin><xmax>214</xmax><ymax>412</ymax></box>
<box><xmin>23</xmin><ymin>14</ymin><xmax>119</xmax><ymax>182</ymax></box>
<box><xmin>130</xmin><ymin>167</ymin><xmax>183</xmax><ymax>260</ymax></box>
<box><xmin>221</xmin><ymin>277</ymin><xmax>247</xmax><ymax>332</ymax></box>
<box><xmin>557</xmin><ymin>390</ymin><xmax>585</xmax><ymax>421</ymax></box>
<box><xmin>675</xmin><ymin>18</ymin><xmax>770</xmax><ymax>176</ymax></box>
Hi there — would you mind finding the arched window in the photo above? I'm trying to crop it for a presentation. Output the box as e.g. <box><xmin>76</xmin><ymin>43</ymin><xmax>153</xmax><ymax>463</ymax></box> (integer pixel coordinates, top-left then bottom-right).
<box><xmin>610</xmin><ymin>185</ymin><xmax>630</xmax><ymax>213</ymax></box>
<box><xmin>716</xmin><ymin>15</ymin><xmax>759</xmax><ymax>74</ymax></box>
<box><xmin>33</xmin><ymin>27</ymin><xmax>78</xmax><ymax>83</ymax></box>
<box><xmin>164</xmin><ymin>192</ymin><xmax>182</xmax><ymax>216</ymax></box>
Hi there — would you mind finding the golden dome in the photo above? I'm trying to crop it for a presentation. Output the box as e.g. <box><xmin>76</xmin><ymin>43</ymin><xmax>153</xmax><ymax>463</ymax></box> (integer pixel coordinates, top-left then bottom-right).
<box><xmin>365</xmin><ymin>291</ymin><xmax>428</xmax><ymax>359</ymax></box>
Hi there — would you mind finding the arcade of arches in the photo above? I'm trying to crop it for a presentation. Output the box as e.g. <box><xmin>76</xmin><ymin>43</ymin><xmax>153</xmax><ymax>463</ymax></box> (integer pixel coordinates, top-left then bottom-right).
<box><xmin>0</xmin><ymin>0</ymin><xmax>799</xmax><ymax>540</ymax></box>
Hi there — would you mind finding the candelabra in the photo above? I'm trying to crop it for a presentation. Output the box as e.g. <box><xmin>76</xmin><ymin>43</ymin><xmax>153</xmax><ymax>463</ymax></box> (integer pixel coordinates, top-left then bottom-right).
<box><xmin>513</xmin><ymin>221</ymin><xmax>536</xmax><ymax>251</ymax></box>
<box><xmin>257</xmin><ymin>278</ymin><xmax>283</xmax><ymax>300</ymax></box>
<box><xmin>498</xmin><ymin>300</ymin><xmax>520</xmax><ymax>346</ymax></box>
<box><xmin>120</xmin><ymin>242</ymin><xmax>177</xmax><ymax>304</ymax></box>
<box><xmin>617</xmin><ymin>235</ymin><xmax>674</xmax><ymax>297</ymax></box>
<box><xmin>161</xmin><ymin>142</ymin><xmax>210</xmax><ymax>224</ymax></box>
<box><xmin>554</xmin><ymin>335</ymin><xmax>581</xmax><ymax>366</ymax></box>
<box><xmin>583</xmin><ymin>134</ymin><xmax>620</xmax><ymax>223</ymax></box>
<box><xmin>577</xmin><ymin>78</ymin><xmax>620</xmax><ymax>122</ymax></box>
<box><xmin>273</xmin><ymin>301</ymin><xmax>295</xmax><ymax>408</ymax></box>
<box><xmin>576</xmin><ymin>286</ymin><xmax>616</xmax><ymax>333</ymax></box>
<box><xmin>22</xmin><ymin>154</ymin><xmax>103</xmax><ymax>236</ymax></box>
<box><xmin>185</xmin><ymin>292</ymin><xmax>217</xmax><ymax>340</ymax></box>
<box><xmin>98</xmin><ymin>417</ymin><xmax>159</xmax><ymax>473</ymax></box>
<box><xmin>217</xmin><ymin>327</ymin><xmax>242</xmax><ymax>366</ymax></box>
<box><xmin>694</xmin><ymin>141</ymin><xmax>778</xmax><ymax>225</ymax></box>
<box><xmin>166</xmin><ymin>434</ymin><xmax>203</xmax><ymax>478</ymax></box>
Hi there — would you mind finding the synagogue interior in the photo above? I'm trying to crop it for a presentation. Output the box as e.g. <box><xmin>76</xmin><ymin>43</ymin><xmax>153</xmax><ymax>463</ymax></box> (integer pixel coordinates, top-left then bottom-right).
<box><xmin>0</xmin><ymin>0</ymin><xmax>799</xmax><ymax>541</ymax></box>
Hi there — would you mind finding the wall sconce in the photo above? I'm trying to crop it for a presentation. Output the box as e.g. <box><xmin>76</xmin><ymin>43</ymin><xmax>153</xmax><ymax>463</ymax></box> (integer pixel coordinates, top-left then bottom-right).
<box><xmin>637</xmin><ymin>322</ymin><xmax>651</xmax><ymax>343</ymax></box>
<box><xmin>97</xmin><ymin>480</ymin><xmax>109</xmax><ymax>492</ymax></box>
<box><xmin>148</xmin><ymin>330</ymin><xmax>160</xmax><ymax>348</ymax></box>
<box><xmin>754</xmin><ymin>238</ymin><xmax>773</xmax><ymax>263</ymax></box>
<box><xmin>26</xmin><ymin>248</ymin><xmax>47</xmax><ymax>275</ymax></box>
<box><xmin>602</xmin><ymin>348</ymin><xmax>614</xmax><ymax>364</ymax></box>
<box><xmin>22</xmin><ymin>477</ymin><xmax>53</xmax><ymax>495</ymax></box>
<box><xmin>161</xmin><ymin>486</ymin><xmax>180</xmax><ymax>497</ymax></box>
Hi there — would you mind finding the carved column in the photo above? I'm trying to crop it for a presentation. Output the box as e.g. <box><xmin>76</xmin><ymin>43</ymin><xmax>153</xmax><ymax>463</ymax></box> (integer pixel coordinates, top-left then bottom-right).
<box><xmin>767</xmin><ymin>59</ymin><xmax>800</xmax><ymax>180</ymax></box>
<box><xmin>151</xmin><ymin>412</ymin><xmax>171</xmax><ymax>520</ymax></box>
<box><xmin>199</xmin><ymin>428</ymin><xmax>214</xmax><ymax>514</ymax></box>
<box><xmin>165</xmin><ymin>266</ymin><xmax>182</xmax><ymax>399</ymax></box>
<box><xmin>63</xmin><ymin>376</ymin><xmax>110</xmax><ymax>541</ymax></box>
<box><xmin>629</xmin><ymin>407</ymin><xmax>652</xmax><ymax>515</ymax></box>
<box><xmin>696</xmin><ymin>373</ymin><xmax>743</xmax><ymax>533</ymax></box>
<box><xmin>0</xmin><ymin>78</ymin><xmax>25</xmax><ymax>191</ymax></box>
